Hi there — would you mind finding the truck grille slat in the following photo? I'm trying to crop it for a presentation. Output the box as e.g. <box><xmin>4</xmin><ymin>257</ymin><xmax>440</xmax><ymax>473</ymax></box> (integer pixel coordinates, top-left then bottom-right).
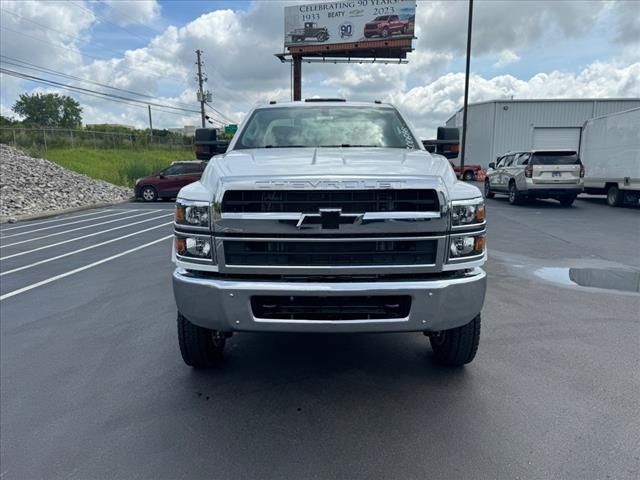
<box><xmin>221</xmin><ymin>189</ymin><xmax>439</xmax><ymax>213</ymax></box>
<box><xmin>224</xmin><ymin>240</ymin><xmax>437</xmax><ymax>266</ymax></box>
<box><xmin>251</xmin><ymin>295</ymin><xmax>411</xmax><ymax>320</ymax></box>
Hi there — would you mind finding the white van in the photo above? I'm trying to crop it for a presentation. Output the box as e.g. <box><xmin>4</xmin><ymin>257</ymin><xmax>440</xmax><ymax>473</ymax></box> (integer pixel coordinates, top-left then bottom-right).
<box><xmin>581</xmin><ymin>108</ymin><xmax>640</xmax><ymax>207</ymax></box>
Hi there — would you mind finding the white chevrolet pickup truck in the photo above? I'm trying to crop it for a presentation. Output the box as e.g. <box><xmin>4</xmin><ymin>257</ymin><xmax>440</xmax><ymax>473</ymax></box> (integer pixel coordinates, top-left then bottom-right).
<box><xmin>172</xmin><ymin>100</ymin><xmax>487</xmax><ymax>368</ymax></box>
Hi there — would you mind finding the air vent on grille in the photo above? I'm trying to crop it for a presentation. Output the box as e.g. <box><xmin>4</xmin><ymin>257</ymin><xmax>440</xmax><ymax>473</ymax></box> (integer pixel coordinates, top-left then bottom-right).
<box><xmin>224</xmin><ymin>239</ymin><xmax>437</xmax><ymax>266</ymax></box>
<box><xmin>251</xmin><ymin>295</ymin><xmax>411</xmax><ymax>320</ymax></box>
<box><xmin>221</xmin><ymin>189</ymin><xmax>439</xmax><ymax>213</ymax></box>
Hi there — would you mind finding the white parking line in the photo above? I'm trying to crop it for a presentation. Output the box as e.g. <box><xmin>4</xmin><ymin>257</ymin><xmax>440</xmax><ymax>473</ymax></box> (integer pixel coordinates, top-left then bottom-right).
<box><xmin>1</xmin><ymin>222</ymin><xmax>173</xmax><ymax>276</ymax></box>
<box><xmin>0</xmin><ymin>210</ymin><xmax>162</xmax><ymax>248</ymax></box>
<box><xmin>0</xmin><ymin>235</ymin><xmax>173</xmax><ymax>301</ymax></box>
<box><xmin>0</xmin><ymin>214</ymin><xmax>173</xmax><ymax>260</ymax></box>
<box><xmin>0</xmin><ymin>209</ymin><xmax>118</xmax><ymax>232</ymax></box>
<box><xmin>0</xmin><ymin>210</ymin><xmax>139</xmax><ymax>239</ymax></box>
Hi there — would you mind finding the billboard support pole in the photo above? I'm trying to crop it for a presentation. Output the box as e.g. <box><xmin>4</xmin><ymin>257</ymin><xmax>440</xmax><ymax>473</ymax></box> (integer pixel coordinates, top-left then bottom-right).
<box><xmin>293</xmin><ymin>55</ymin><xmax>302</xmax><ymax>101</ymax></box>
<box><xmin>460</xmin><ymin>0</ymin><xmax>473</xmax><ymax>180</ymax></box>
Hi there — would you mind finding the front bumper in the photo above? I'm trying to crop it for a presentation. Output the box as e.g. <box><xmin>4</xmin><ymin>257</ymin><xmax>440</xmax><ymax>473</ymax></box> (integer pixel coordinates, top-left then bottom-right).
<box><xmin>172</xmin><ymin>267</ymin><xmax>486</xmax><ymax>333</ymax></box>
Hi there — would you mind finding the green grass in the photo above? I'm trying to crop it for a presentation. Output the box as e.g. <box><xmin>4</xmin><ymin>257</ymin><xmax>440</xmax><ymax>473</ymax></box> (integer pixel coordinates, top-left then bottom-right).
<box><xmin>30</xmin><ymin>147</ymin><xmax>194</xmax><ymax>187</ymax></box>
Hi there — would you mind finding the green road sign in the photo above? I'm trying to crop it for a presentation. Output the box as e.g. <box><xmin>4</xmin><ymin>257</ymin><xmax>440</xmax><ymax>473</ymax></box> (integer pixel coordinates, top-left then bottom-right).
<box><xmin>224</xmin><ymin>124</ymin><xmax>238</xmax><ymax>134</ymax></box>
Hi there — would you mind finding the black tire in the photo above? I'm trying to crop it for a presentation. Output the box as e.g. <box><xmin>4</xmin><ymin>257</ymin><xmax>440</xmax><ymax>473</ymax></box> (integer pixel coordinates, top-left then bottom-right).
<box><xmin>177</xmin><ymin>313</ymin><xmax>226</xmax><ymax>368</ymax></box>
<box><xmin>139</xmin><ymin>185</ymin><xmax>158</xmax><ymax>202</ymax></box>
<box><xmin>381</xmin><ymin>28</ymin><xmax>390</xmax><ymax>38</ymax></box>
<box><xmin>607</xmin><ymin>185</ymin><xmax>623</xmax><ymax>207</ymax></box>
<box><xmin>430</xmin><ymin>315</ymin><xmax>481</xmax><ymax>367</ymax></box>
<box><xmin>402</xmin><ymin>25</ymin><xmax>408</xmax><ymax>34</ymax></box>
<box><xmin>463</xmin><ymin>170</ymin><xmax>474</xmax><ymax>181</ymax></box>
<box><xmin>508</xmin><ymin>182</ymin><xmax>523</xmax><ymax>205</ymax></box>
<box><xmin>317</xmin><ymin>32</ymin><xmax>328</xmax><ymax>42</ymax></box>
<box><xmin>484</xmin><ymin>179</ymin><xmax>495</xmax><ymax>199</ymax></box>
<box><xmin>559</xmin><ymin>195</ymin><xmax>576</xmax><ymax>207</ymax></box>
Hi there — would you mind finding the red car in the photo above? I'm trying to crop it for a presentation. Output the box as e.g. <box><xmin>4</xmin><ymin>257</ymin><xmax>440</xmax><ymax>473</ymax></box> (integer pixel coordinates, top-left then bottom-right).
<box><xmin>364</xmin><ymin>15</ymin><xmax>410</xmax><ymax>38</ymax></box>
<box><xmin>135</xmin><ymin>161</ymin><xmax>207</xmax><ymax>202</ymax></box>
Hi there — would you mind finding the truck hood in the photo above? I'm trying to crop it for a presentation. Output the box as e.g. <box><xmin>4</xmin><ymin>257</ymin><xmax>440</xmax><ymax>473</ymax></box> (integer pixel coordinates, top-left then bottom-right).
<box><xmin>208</xmin><ymin>147</ymin><xmax>453</xmax><ymax>179</ymax></box>
<box><xmin>179</xmin><ymin>147</ymin><xmax>481</xmax><ymax>202</ymax></box>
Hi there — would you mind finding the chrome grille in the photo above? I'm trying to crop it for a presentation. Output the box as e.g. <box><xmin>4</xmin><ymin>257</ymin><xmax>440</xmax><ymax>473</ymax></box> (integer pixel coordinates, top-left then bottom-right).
<box><xmin>223</xmin><ymin>239</ymin><xmax>438</xmax><ymax>266</ymax></box>
<box><xmin>221</xmin><ymin>189</ymin><xmax>440</xmax><ymax>213</ymax></box>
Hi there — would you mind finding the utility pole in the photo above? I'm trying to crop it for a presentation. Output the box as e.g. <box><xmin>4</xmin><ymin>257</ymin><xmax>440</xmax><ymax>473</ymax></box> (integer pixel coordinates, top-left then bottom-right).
<box><xmin>195</xmin><ymin>49</ymin><xmax>206</xmax><ymax>128</ymax></box>
<box><xmin>460</xmin><ymin>0</ymin><xmax>473</xmax><ymax>179</ymax></box>
<box><xmin>147</xmin><ymin>105</ymin><xmax>153</xmax><ymax>139</ymax></box>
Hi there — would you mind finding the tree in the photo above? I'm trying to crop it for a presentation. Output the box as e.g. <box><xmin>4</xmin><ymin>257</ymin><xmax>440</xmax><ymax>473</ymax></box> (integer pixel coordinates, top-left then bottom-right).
<box><xmin>12</xmin><ymin>93</ymin><xmax>82</xmax><ymax>128</ymax></box>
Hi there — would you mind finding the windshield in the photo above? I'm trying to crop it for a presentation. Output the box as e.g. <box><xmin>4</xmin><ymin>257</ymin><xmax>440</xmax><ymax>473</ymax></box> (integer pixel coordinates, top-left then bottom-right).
<box><xmin>374</xmin><ymin>16</ymin><xmax>389</xmax><ymax>21</ymax></box>
<box><xmin>234</xmin><ymin>106</ymin><xmax>418</xmax><ymax>149</ymax></box>
<box><xmin>531</xmin><ymin>152</ymin><xmax>580</xmax><ymax>165</ymax></box>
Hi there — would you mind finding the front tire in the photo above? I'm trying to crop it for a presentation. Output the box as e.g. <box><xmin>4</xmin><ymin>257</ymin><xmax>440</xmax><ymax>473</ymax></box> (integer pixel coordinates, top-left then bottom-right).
<box><xmin>140</xmin><ymin>186</ymin><xmax>158</xmax><ymax>202</ymax></box>
<box><xmin>381</xmin><ymin>28</ymin><xmax>390</xmax><ymax>38</ymax></box>
<box><xmin>177</xmin><ymin>313</ymin><xmax>226</xmax><ymax>368</ymax></box>
<box><xmin>463</xmin><ymin>170</ymin><xmax>474</xmax><ymax>181</ymax></box>
<box><xmin>607</xmin><ymin>185</ymin><xmax>623</xmax><ymax>207</ymax></box>
<box><xmin>484</xmin><ymin>179</ymin><xmax>495</xmax><ymax>198</ymax></box>
<box><xmin>430</xmin><ymin>315</ymin><xmax>481</xmax><ymax>367</ymax></box>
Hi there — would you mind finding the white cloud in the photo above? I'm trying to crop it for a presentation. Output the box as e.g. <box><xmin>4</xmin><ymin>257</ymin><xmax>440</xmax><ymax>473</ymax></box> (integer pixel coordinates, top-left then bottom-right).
<box><xmin>1</xmin><ymin>0</ymin><xmax>638</xmax><ymax>136</ymax></box>
<box><xmin>101</xmin><ymin>0</ymin><xmax>160</xmax><ymax>26</ymax></box>
<box><xmin>495</xmin><ymin>50</ymin><xmax>520</xmax><ymax>68</ymax></box>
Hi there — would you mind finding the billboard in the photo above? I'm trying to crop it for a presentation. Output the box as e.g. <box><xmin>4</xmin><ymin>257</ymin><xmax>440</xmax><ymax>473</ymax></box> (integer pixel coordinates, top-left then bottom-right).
<box><xmin>284</xmin><ymin>0</ymin><xmax>416</xmax><ymax>48</ymax></box>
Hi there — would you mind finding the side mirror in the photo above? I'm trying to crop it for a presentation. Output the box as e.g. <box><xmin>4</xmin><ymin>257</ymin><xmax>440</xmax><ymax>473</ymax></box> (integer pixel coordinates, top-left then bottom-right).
<box><xmin>488</xmin><ymin>162</ymin><xmax>495</xmax><ymax>169</ymax></box>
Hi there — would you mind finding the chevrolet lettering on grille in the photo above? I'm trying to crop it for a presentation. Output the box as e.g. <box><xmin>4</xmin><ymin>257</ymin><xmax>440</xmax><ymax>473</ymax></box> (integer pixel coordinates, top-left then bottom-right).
<box><xmin>296</xmin><ymin>209</ymin><xmax>363</xmax><ymax>230</ymax></box>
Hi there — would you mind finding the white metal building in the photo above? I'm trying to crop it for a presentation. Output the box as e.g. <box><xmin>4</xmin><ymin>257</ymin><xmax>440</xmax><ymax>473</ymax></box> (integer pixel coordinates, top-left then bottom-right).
<box><xmin>445</xmin><ymin>99</ymin><xmax>640</xmax><ymax>168</ymax></box>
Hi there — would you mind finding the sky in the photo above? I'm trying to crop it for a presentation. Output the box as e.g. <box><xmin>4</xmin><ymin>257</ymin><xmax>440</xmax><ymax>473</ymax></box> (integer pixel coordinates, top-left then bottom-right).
<box><xmin>1</xmin><ymin>0</ymin><xmax>639</xmax><ymax>138</ymax></box>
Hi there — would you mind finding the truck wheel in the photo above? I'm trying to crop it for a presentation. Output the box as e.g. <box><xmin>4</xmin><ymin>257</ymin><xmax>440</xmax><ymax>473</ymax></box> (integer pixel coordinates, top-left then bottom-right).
<box><xmin>402</xmin><ymin>25</ymin><xmax>408</xmax><ymax>34</ymax></box>
<box><xmin>559</xmin><ymin>195</ymin><xmax>576</xmax><ymax>207</ymax></box>
<box><xmin>508</xmin><ymin>182</ymin><xmax>523</xmax><ymax>205</ymax></box>
<box><xmin>177</xmin><ymin>313</ymin><xmax>226</xmax><ymax>368</ymax></box>
<box><xmin>606</xmin><ymin>185</ymin><xmax>623</xmax><ymax>207</ymax></box>
<box><xmin>484</xmin><ymin>179</ymin><xmax>495</xmax><ymax>199</ymax></box>
<box><xmin>463</xmin><ymin>170</ymin><xmax>474</xmax><ymax>181</ymax></box>
<box><xmin>317</xmin><ymin>32</ymin><xmax>328</xmax><ymax>42</ymax></box>
<box><xmin>429</xmin><ymin>314</ymin><xmax>481</xmax><ymax>367</ymax></box>
<box><xmin>381</xmin><ymin>28</ymin><xmax>390</xmax><ymax>38</ymax></box>
<box><xmin>140</xmin><ymin>186</ymin><xmax>157</xmax><ymax>202</ymax></box>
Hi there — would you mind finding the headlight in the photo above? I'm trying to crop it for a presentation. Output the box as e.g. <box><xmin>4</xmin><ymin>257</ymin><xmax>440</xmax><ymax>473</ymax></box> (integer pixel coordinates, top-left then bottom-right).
<box><xmin>449</xmin><ymin>234</ymin><xmax>485</xmax><ymax>259</ymax></box>
<box><xmin>175</xmin><ymin>200</ymin><xmax>210</xmax><ymax>228</ymax></box>
<box><xmin>451</xmin><ymin>199</ymin><xmax>485</xmax><ymax>226</ymax></box>
<box><xmin>175</xmin><ymin>234</ymin><xmax>214</xmax><ymax>261</ymax></box>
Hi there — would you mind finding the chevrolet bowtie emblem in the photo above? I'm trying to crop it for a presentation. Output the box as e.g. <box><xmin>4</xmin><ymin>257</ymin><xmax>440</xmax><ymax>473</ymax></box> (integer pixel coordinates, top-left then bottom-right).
<box><xmin>296</xmin><ymin>209</ymin><xmax>363</xmax><ymax>230</ymax></box>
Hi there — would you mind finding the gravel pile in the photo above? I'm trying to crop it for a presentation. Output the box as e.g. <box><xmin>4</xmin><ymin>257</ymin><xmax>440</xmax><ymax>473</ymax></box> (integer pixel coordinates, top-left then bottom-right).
<box><xmin>0</xmin><ymin>144</ymin><xmax>132</xmax><ymax>220</ymax></box>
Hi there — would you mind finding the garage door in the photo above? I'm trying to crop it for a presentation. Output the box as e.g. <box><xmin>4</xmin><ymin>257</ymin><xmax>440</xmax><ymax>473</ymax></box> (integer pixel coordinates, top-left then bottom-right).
<box><xmin>532</xmin><ymin>127</ymin><xmax>581</xmax><ymax>150</ymax></box>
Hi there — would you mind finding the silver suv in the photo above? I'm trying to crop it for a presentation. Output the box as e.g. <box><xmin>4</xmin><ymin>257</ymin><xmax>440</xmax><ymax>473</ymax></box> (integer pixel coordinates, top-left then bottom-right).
<box><xmin>484</xmin><ymin>150</ymin><xmax>584</xmax><ymax>206</ymax></box>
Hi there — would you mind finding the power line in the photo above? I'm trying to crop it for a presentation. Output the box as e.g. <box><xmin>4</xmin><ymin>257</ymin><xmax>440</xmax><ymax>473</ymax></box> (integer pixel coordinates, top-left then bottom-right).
<box><xmin>0</xmin><ymin>26</ymin><xmax>166</xmax><ymax>80</ymax></box>
<box><xmin>1</xmin><ymin>55</ymin><xmax>202</xmax><ymax>112</ymax></box>
<box><xmin>1</xmin><ymin>56</ymin><xmax>157</xmax><ymax>100</ymax></box>
<box><xmin>0</xmin><ymin>67</ymin><xmax>199</xmax><ymax>117</ymax></box>
<box><xmin>204</xmin><ymin>101</ymin><xmax>233</xmax><ymax>124</ymax></box>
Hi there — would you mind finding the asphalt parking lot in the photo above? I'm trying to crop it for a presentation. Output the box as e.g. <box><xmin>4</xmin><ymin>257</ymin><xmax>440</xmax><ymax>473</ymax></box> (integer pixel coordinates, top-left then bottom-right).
<box><xmin>1</xmin><ymin>195</ymin><xmax>639</xmax><ymax>479</ymax></box>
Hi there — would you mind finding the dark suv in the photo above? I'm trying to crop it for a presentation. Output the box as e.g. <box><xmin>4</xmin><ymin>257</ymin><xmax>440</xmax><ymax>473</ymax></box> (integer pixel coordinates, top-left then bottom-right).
<box><xmin>135</xmin><ymin>161</ymin><xmax>207</xmax><ymax>202</ymax></box>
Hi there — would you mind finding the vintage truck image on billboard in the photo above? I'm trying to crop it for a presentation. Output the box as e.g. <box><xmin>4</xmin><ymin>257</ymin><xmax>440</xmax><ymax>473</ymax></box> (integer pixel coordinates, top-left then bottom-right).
<box><xmin>288</xmin><ymin>22</ymin><xmax>330</xmax><ymax>43</ymax></box>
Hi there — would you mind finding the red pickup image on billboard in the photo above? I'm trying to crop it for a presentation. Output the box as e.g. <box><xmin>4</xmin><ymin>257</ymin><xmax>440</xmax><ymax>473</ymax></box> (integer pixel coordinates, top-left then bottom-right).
<box><xmin>363</xmin><ymin>14</ymin><xmax>413</xmax><ymax>38</ymax></box>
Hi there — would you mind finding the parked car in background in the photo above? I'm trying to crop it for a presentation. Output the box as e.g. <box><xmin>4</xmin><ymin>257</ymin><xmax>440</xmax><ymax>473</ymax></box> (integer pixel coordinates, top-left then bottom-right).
<box><xmin>485</xmin><ymin>150</ymin><xmax>584</xmax><ymax>206</ymax></box>
<box><xmin>135</xmin><ymin>161</ymin><xmax>207</xmax><ymax>202</ymax></box>
<box><xmin>364</xmin><ymin>15</ymin><xmax>409</xmax><ymax>38</ymax></box>
<box><xmin>580</xmin><ymin>107</ymin><xmax>640</xmax><ymax>207</ymax></box>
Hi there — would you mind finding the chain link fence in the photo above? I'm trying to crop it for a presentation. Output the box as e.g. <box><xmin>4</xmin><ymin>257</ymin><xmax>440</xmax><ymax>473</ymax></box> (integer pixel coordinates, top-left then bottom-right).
<box><xmin>0</xmin><ymin>127</ymin><xmax>194</xmax><ymax>154</ymax></box>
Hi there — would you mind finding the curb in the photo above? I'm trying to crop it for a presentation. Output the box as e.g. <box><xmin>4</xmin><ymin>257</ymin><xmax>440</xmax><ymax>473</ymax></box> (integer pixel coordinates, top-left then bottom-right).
<box><xmin>0</xmin><ymin>198</ymin><xmax>135</xmax><ymax>224</ymax></box>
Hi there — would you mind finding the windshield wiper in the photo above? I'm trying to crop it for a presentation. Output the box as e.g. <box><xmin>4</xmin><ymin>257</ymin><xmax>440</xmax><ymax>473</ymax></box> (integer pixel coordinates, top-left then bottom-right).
<box><xmin>263</xmin><ymin>145</ymin><xmax>308</xmax><ymax>148</ymax></box>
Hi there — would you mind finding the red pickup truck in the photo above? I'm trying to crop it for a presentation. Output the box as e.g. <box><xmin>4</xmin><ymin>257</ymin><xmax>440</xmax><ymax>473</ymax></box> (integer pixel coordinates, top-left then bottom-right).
<box><xmin>364</xmin><ymin>15</ymin><xmax>410</xmax><ymax>38</ymax></box>
<box><xmin>450</xmin><ymin>162</ymin><xmax>484</xmax><ymax>181</ymax></box>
